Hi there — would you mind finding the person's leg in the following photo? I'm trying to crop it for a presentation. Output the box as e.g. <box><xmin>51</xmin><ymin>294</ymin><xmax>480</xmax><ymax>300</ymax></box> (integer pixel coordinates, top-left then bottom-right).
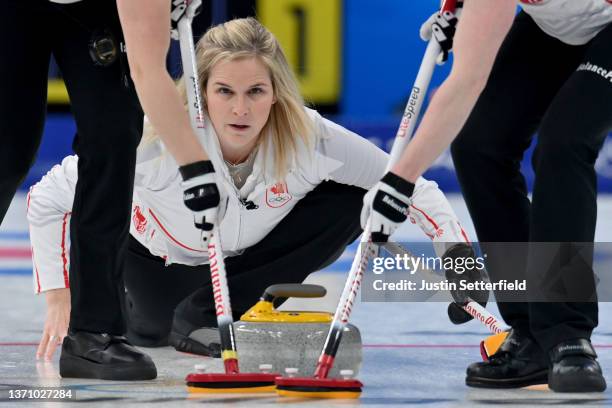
<box><xmin>122</xmin><ymin>236</ymin><xmax>207</xmax><ymax>346</ymax></box>
<box><xmin>453</xmin><ymin>13</ymin><xmax>588</xmax><ymax>389</ymax></box>
<box><xmin>51</xmin><ymin>2</ymin><xmax>152</xmax><ymax>380</ymax></box>
<box><xmin>52</xmin><ymin>1</ymin><xmax>143</xmax><ymax>335</ymax></box>
<box><xmin>526</xmin><ymin>22</ymin><xmax>612</xmax><ymax>393</ymax></box>
<box><xmin>171</xmin><ymin>181</ymin><xmax>365</xmax><ymax>349</ymax></box>
<box><xmin>0</xmin><ymin>0</ymin><xmax>51</xmax><ymax>221</ymax></box>
<box><xmin>450</xmin><ymin>12</ymin><xmax>586</xmax><ymax>333</ymax></box>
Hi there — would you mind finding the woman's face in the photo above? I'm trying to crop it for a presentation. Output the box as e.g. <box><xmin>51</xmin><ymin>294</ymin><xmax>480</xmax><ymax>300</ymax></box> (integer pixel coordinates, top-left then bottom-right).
<box><xmin>206</xmin><ymin>57</ymin><xmax>275</xmax><ymax>163</ymax></box>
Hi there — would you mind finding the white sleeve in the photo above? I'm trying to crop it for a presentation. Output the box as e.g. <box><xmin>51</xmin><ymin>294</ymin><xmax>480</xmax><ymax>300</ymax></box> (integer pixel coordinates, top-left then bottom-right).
<box><xmin>133</xmin><ymin>138</ymin><xmax>180</xmax><ymax>190</ymax></box>
<box><xmin>311</xmin><ymin>111</ymin><xmax>388</xmax><ymax>190</ymax></box>
<box><xmin>409</xmin><ymin>177</ymin><xmax>471</xmax><ymax>257</ymax></box>
<box><xmin>134</xmin><ymin>118</ymin><xmax>180</xmax><ymax>190</ymax></box>
<box><xmin>27</xmin><ymin>156</ymin><xmax>78</xmax><ymax>294</ymax></box>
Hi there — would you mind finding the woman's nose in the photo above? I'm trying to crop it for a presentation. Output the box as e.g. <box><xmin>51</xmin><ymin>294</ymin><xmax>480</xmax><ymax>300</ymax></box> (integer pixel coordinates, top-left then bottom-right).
<box><xmin>232</xmin><ymin>96</ymin><xmax>249</xmax><ymax>116</ymax></box>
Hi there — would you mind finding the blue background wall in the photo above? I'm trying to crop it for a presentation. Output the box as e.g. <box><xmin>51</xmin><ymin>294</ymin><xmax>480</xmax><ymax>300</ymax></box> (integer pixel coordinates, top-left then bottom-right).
<box><xmin>342</xmin><ymin>0</ymin><xmax>451</xmax><ymax>117</ymax></box>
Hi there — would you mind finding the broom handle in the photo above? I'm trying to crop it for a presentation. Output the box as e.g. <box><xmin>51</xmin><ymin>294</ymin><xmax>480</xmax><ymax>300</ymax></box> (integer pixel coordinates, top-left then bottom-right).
<box><xmin>313</xmin><ymin>0</ymin><xmax>459</xmax><ymax>379</ymax></box>
<box><xmin>177</xmin><ymin>3</ymin><xmax>239</xmax><ymax>374</ymax></box>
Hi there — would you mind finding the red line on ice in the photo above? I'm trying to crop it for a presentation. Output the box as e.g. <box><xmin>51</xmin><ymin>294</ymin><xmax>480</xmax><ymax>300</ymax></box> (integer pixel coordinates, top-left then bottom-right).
<box><xmin>363</xmin><ymin>344</ymin><xmax>612</xmax><ymax>349</ymax></box>
<box><xmin>3</xmin><ymin>342</ymin><xmax>612</xmax><ymax>349</ymax></box>
<box><xmin>0</xmin><ymin>248</ymin><xmax>31</xmax><ymax>258</ymax></box>
<box><xmin>364</xmin><ymin>344</ymin><xmax>478</xmax><ymax>348</ymax></box>
<box><xmin>0</xmin><ymin>342</ymin><xmax>39</xmax><ymax>346</ymax></box>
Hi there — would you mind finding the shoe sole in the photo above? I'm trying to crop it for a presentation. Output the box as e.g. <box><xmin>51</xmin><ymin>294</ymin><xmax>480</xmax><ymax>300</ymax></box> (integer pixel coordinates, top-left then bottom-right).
<box><xmin>60</xmin><ymin>355</ymin><xmax>157</xmax><ymax>380</ymax></box>
<box><xmin>549</xmin><ymin>373</ymin><xmax>607</xmax><ymax>393</ymax></box>
<box><xmin>466</xmin><ymin>369</ymin><xmax>548</xmax><ymax>389</ymax></box>
<box><xmin>168</xmin><ymin>331</ymin><xmax>221</xmax><ymax>358</ymax></box>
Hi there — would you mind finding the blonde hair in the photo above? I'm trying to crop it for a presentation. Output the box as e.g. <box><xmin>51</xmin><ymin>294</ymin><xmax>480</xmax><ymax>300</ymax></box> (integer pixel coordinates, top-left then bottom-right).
<box><xmin>142</xmin><ymin>17</ymin><xmax>312</xmax><ymax>180</ymax></box>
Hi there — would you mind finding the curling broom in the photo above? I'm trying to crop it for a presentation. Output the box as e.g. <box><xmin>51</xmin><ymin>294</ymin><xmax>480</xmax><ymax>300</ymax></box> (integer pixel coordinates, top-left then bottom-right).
<box><xmin>275</xmin><ymin>0</ymin><xmax>461</xmax><ymax>398</ymax></box>
<box><xmin>176</xmin><ymin>0</ymin><xmax>278</xmax><ymax>393</ymax></box>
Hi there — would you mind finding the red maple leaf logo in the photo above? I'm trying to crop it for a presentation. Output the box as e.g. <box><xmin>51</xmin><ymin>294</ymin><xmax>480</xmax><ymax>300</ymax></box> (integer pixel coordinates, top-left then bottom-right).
<box><xmin>270</xmin><ymin>183</ymin><xmax>286</xmax><ymax>195</ymax></box>
<box><xmin>133</xmin><ymin>206</ymin><xmax>147</xmax><ymax>234</ymax></box>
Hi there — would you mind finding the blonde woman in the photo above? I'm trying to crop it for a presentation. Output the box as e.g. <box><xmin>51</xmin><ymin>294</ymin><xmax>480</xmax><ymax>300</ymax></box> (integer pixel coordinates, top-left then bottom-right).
<box><xmin>29</xmin><ymin>18</ymin><xmax>470</xmax><ymax>372</ymax></box>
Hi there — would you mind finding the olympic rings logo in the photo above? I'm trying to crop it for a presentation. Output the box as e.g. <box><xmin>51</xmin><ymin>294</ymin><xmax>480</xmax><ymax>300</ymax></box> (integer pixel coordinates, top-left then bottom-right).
<box><xmin>266</xmin><ymin>182</ymin><xmax>293</xmax><ymax>208</ymax></box>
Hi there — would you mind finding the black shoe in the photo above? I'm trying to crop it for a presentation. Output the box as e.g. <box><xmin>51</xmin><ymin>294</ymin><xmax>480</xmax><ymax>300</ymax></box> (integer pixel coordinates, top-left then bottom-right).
<box><xmin>59</xmin><ymin>331</ymin><xmax>157</xmax><ymax>380</ymax></box>
<box><xmin>169</xmin><ymin>317</ymin><xmax>221</xmax><ymax>357</ymax></box>
<box><xmin>466</xmin><ymin>329</ymin><xmax>548</xmax><ymax>388</ymax></box>
<box><xmin>548</xmin><ymin>338</ymin><xmax>606</xmax><ymax>393</ymax></box>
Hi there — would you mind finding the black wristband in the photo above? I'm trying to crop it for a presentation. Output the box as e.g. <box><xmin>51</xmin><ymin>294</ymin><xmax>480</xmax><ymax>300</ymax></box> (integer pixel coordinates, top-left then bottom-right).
<box><xmin>179</xmin><ymin>160</ymin><xmax>215</xmax><ymax>181</ymax></box>
<box><xmin>381</xmin><ymin>172</ymin><xmax>415</xmax><ymax>197</ymax></box>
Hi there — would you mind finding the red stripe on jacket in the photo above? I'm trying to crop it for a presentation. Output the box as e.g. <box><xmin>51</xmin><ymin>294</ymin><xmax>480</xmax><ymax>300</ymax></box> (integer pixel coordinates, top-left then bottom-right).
<box><xmin>61</xmin><ymin>213</ymin><xmax>70</xmax><ymax>288</ymax></box>
<box><xmin>32</xmin><ymin>247</ymin><xmax>41</xmax><ymax>294</ymax></box>
<box><xmin>410</xmin><ymin>204</ymin><xmax>440</xmax><ymax>230</ymax></box>
<box><xmin>148</xmin><ymin>209</ymin><xmax>207</xmax><ymax>253</ymax></box>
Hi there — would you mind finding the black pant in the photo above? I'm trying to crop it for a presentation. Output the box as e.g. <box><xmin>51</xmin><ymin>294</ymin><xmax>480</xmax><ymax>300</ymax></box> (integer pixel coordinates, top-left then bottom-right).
<box><xmin>0</xmin><ymin>1</ymin><xmax>142</xmax><ymax>334</ymax></box>
<box><xmin>121</xmin><ymin>181</ymin><xmax>366</xmax><ymax>346</ymax></box>
<box><xmin>451</xmin><ymin>13</ymin><xmax>612</xmax><ymax>351</ymax></box>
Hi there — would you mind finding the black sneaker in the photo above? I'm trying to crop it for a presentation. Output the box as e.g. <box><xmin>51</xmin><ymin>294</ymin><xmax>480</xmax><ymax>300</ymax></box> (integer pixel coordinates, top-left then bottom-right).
<box><xmin>466</xmin><ymin>329</ymin><xmax>548</xmax><ymax>388</ymax></box>
<box><xmin>169</xmin><ymin>317</ymin><xmax>221</xmax><ymax>357</ymax></box>
<box><xmin>59</xmin><ymin>331</ymin><xmax>157</xmax><ymax>380</ymax></box>
<box><xmin>548</xmin><ymin>338</ymin><xmax>606</xmax><ymax>393</ymax></box>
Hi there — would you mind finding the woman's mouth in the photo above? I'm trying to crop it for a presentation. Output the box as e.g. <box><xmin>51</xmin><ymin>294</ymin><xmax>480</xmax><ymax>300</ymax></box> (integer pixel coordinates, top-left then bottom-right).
<box><xmin>229</xmin><ymin>124</ymin><xmax>250</xmax><ymax>131</ymax></box>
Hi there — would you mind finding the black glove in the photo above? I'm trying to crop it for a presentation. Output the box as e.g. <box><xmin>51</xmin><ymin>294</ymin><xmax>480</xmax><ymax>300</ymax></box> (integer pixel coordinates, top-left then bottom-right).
<box><xmin>419</xmin><ymin>2</ymin><xmax>462</xmax><ymax>65</ymax></box>
<box><xmin>442</xmin><ymin>243</ymin><xmax>490</xmax><ymax>324</ymax></box>
<box><xmin>179</xmin><ymin>160</ymin><xmax>220</xmax><ymax>242</ymax></box>
<box><xmin>361</xmin><ymin>172</ymin><xmax>415</xmax><ymax>243</ymax></box>
<box><xmin>170</xmin><ymin>0</ymin><xmax>202</xmax><ymax>40</ymax></box>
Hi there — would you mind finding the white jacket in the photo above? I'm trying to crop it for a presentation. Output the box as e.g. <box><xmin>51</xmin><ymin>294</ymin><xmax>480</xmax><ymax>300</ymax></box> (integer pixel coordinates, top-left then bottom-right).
<box><xmin>519</xmin><ymin>0</ymin><xmax>612</xmax><ymax>45</ymax></box>
<box><xmin>28</xmin><ymin>108</ymin><xmax>469</xmax><ymax>293</ymax></box>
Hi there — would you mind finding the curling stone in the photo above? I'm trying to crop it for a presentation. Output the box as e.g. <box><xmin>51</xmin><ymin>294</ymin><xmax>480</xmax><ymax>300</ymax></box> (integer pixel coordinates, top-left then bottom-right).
<box><xmin>234</xmin><ymin>284</ymin><xmax>362</xmax><ymax>377</ymax></box>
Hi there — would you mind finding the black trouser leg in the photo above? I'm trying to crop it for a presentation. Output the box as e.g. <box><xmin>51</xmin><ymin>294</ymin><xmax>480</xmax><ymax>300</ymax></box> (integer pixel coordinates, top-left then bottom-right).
<box><xmin>528</xmin><ymin>22</ymin><xmax>612</xmax><ymax>351</ymax></box>
<box><xmin>0</xmin><ymin>1</ymin><xmax>51</xmax><ymax>221</ymax></box>
<box><xmin>122</xmin><ymin>236</ymin><xmax>207</xmax><ymax>346</ymax></box>
<box><xmin>450</xmin><ymin>12</ymin><xmax>586</xmax><ymax>333</ymax></box>
<box><xmin>52</xmin><ymin>2</ymin><xmax>143</xmax><ymax>334</ymax></box>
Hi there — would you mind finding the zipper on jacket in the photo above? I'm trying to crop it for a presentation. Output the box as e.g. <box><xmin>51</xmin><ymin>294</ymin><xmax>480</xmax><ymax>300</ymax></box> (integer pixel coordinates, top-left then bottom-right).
<box><xmin>240</xmin><ymin>198</ymin><xmax>258</xmax><ymax>210</ymax></box>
